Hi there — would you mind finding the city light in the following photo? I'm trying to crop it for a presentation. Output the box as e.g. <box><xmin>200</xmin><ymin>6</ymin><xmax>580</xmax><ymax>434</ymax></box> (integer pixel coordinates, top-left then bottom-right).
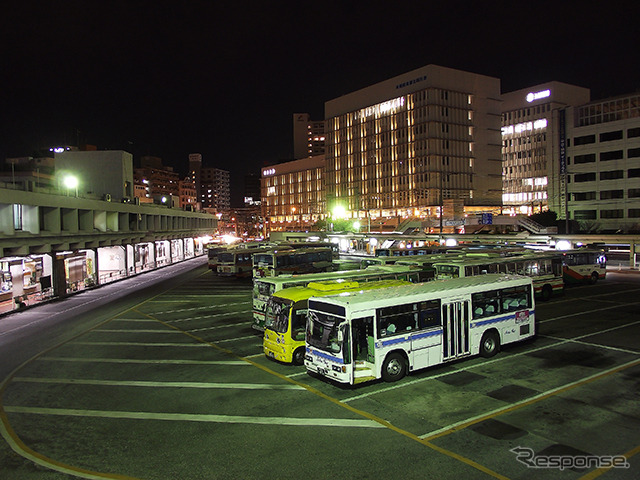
<box><xmin>332</xmin><ymin>205</ymin><xmax>347</xmax><ymax>219</ymax></box>
<box><xmin>63</xmin><ymin>175</ymin><xmax>78</xmax><ymax>189</ymax></box>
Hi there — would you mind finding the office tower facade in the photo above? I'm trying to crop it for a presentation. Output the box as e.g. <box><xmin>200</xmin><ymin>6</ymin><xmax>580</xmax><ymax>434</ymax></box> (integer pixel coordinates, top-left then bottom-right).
<box><xmin>200</xmin><ymin>167</ymin><xmax>230</xmax><ymax>213</ymax></box>
<box><xmin>324</xmin><ymin>64</ymin><xmax>503</xmax><ymax>225</ymax></box>
<box><xmin>501</xmin><ymin>82</ymin><xmax>590</xmax><ymax>216</ymax></box>
<box><xmin>564</xmin><ymin>93</ymin><xmax>640</xmax><ymax>232</ymax></box>
<box><xmin>261</xmin><ymin>156</ymin><xmax>325</xmax><ymax>231</ymax></box>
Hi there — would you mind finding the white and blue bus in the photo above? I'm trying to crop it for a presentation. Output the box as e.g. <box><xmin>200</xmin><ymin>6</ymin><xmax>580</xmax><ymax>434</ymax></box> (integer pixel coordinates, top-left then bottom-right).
<box><xmin>304</xmin><ymin>274</ymin><xmax>534</xmax><ymax>385</ymax></box>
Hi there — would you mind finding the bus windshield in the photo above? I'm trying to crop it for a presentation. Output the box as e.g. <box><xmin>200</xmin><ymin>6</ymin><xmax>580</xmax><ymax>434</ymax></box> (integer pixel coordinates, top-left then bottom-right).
<box><xmin>307</xmin><ymin>311</ymin><xmax>344</xmax><ymax>354</ymax></box>
<box><xmin>254</xmin><ymin>253</ymin><xmax>274</xmax><ymax>266</ymax></box>
<box><xmin>438</xmin><ymin>264</ymin><xmax>460</xmax><ymax>277</ymax></box>
<box><xmin>254</xmin><ymin>280</ymin><xmax>276</xmax><ymax>297</ymax></box>
<box><xmin>217</xmin><ymin>252</ymin><xmax>235</xmax><ymax>263</ymax></box>
<box><xmin>265</xmin><ymin>297</ymin><xmax>292</xmax><ymax>333</ymax></box>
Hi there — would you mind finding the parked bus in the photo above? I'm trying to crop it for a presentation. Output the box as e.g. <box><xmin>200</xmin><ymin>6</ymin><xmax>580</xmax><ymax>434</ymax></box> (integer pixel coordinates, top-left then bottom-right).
<box><xmin>375</xmin><ymin>245</ymin><xmax>462</xmax><ymax>257</ymax></box>
<box><xmin>252</xmin><ymin>264</ymin><xmax>435</xmax><ymax>331</ymax></box>
<box><xmin>207</xmin><ymin>245</ymin><xmax>229</xmax><ymax>270</ymax></box>
<box><xmin>263</xmin><ymin>278</ymin><xmax>410</xmax><ymax>365</ymax></box>
<box><xmin>304</xmin><ymin>274</ymin><xmax>534</xmax><ymax>385</ymax></box>
<box><xmin>217</xmin><ymin>246</ymin><xmax>287</xmax><ymax>278</ymax></box>
<box><xmin>561</xmin><ymin>248</ymin><xmax>607</xmax><ymax>284</ymax></box>
<box><xmin>252</xmin><ymin>247</ymin><xmax>334</xmax><ymax>278</ymax></box>
<box><xmin>433</xmin><ymin>251</ymin><xmax>563</xmax><ymax>301</ymax></box>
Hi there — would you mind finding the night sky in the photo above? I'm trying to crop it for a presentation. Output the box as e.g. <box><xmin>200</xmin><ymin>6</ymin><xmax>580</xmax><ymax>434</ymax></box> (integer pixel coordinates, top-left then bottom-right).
<box><xmin>2</xmin><ymin>1</ymin><xmax>639</xmax><ymax>206</ymax></box>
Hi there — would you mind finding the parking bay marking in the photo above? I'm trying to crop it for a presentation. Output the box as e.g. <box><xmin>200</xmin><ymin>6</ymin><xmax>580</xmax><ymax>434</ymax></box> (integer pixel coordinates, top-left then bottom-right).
<box><xmin>13</xmin><ymin>377</ymin><xmax>306</xmax><ymax>390</ymax></box>
<box><xmin>37</xmin><ymin>357</ymin><xmax>249</xmax><ymax>366</ymax></box>
<box><xmin>3</xmin><ymin>406</ymin><xmax>384</xmax><ymax>429</ymax></box>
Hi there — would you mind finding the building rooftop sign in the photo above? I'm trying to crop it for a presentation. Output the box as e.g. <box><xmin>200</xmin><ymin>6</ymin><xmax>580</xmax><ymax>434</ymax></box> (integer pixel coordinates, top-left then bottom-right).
<box><xmin>357</xmin><ymin>96</ymin><xmax>405</xmax><ymax>120</ymax></box>
<box><xmin>526</xmin><ymin>89</ymin><xmax>551</xmax><ymax>103</ymax></box>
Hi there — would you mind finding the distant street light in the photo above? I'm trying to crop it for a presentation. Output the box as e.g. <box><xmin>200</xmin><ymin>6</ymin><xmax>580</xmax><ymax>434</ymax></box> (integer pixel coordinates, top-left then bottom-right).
<box><xmin>63</xmin><ymin>175</ymin><xmax>79</xmax><ymax>197</ymax></box>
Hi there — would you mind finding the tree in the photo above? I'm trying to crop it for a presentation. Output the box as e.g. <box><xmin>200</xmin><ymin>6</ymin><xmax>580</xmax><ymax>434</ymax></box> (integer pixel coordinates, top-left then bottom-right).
<box><xmin>530</xmin><ymin>210</ymin><xmax>558</xmax><ymax>227</ymax></box>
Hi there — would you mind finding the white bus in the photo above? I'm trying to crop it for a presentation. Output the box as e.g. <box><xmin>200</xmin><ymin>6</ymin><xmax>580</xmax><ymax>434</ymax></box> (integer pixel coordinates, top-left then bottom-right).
<box><xmin>433</xmin><ymin>251</ymin><xmax>563</xmax><ymax>301</ymax></box>
<box><xmin>252</xmin><ymin>264</ymin><xmax>435</xmax><ymax>331</ymax></box>
<box><xmin>304</xmin><ymin>274</ymin><xmax>535</xmax><ymax>385</ymax></box>
<box><xmin>561</xmin><ymin>248</ymin><xmax>607</xmax><ymax>285</ymax></box>
<box><xmin>217</xmin><ymin>247</ymin><xmax>284</xmax><ymax>278</ymax></box>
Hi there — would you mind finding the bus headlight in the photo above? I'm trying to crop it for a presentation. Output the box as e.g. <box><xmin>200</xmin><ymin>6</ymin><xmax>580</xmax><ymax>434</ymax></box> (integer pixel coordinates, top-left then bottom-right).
<box><xmin>304</xmin><ymin>354</ymin><xmax>313</xmax><ymax>362</ymax></box>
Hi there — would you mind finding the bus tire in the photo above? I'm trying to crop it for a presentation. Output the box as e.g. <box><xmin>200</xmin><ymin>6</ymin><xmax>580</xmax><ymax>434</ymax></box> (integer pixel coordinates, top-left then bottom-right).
<box><xmin>292</xmin><ymin>347</ymin><xmax>305</xmax><ymax>366</ymax></box>
<box><xmin>480</xmin><ymin>330</ymin><xmax>500</xmax><ymax>358</ymax></box>
<box><xmin>541</xmin><ymin>284</ymin><xmax>553</xmax><ymax>301</ymax></box>
<box><xmin>590</xmin><ymin>272</ymin><xmax>599</xmax><ymax>284</ymax></box>
<box><xmin>381</xmin><ymin>352</ymin><xmax>407</xmax><ymax>382</ymax></box>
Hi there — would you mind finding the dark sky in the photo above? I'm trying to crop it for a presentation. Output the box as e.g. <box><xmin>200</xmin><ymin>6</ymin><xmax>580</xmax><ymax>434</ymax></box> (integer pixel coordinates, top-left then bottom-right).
<box><xmin>2</xmin><ymin>1</ymin><xmax>639</xmax><ymax>206</ymax></box>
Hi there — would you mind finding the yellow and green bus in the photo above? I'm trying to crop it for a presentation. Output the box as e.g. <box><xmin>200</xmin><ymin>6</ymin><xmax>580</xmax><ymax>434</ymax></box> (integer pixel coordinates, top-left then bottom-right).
<box><xmin>263</xmin><ymin>279</ymin><xmax>410</xmax><ymax>365</ymax></box>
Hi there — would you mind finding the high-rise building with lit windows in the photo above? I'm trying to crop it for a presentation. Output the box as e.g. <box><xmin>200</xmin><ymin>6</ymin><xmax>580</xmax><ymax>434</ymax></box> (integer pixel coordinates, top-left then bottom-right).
<box><xmin>261</xmin><ymin>156</ymin><xmax>325</xmax><ymax>232</ymax></box>
<box><xmin>564</xmin><ymin>93</ymin><xmax>640</xmax><ymax>232</ymax></box>
<box><xmin>200</xmin><ymin>167</ymin><xmax>230</xmax><ymax>213</ymax></box>
<box><xmin>293</xmin><ymin>113</ymin><xmax>325</xmax><ymax>159</ymax></box>
<box><xmin>501</xmin><ymin>82</ymin><xmax>590</xmax><ymax>215</ymax></box>
<box><xmin>324</xmin><ymin>64</ymin><xmax>503</xmax><ymax>228</ymax></box>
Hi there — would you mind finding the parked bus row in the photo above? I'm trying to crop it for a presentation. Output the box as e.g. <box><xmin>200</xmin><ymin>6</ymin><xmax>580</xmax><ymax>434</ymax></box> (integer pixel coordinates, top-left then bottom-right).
<box><xmin>246</xmin><ymin>246</ymin><xmax>608</xmax><ymax>386</ymax></box>
<box><xmin>252</xmin><ymin>264</ymin><xmax>435</xmax><ymax>331</ymax></box>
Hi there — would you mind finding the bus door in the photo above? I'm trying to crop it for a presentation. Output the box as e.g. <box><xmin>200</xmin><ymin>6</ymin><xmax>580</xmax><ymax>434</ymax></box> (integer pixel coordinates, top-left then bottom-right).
<box><xmin>350</xmin><ymin>317</ymin><xmax>376</xmax><ymax>384</ymax></box>
<box><xmin>442</xmin><ymin>300</ymin><xmax>470</xmax><ymax>361</ymax></box>
<box><xmin>351</xmin><ymin>317</ymin><xmax>374</xmax><ymax>363</ymax></box>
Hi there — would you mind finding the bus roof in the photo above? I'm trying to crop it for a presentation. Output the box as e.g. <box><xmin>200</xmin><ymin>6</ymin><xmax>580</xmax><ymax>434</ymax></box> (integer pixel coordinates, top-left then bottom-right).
<box><xmin>273</xmin><ymin>279</ymin><xmax>409</xmax><ymax>303</ymax></box>
<box><xmin>253</xmin><ymin>264</ymin><xmax>419</xmax><ymax>287</ymax></box>
<box><xmin>308</xmin><ymin>274</ymin><xmax>532</xmax><ymax>311</ymax></box>
<box><xmin>433</xmin><ymin>251</ymin><xmax>561</xmax><ymax>267</ymax></box>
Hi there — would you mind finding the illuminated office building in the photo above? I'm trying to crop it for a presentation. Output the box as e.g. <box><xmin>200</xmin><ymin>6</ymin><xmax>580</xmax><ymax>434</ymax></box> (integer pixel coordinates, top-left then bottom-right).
<box><xmin>261</xmin><ymin>155</ymin><xmax>325</xmax><ymax>232</ymax></box>
<box><xmin>324</xmin><ymin>64</ymin><xmax>503</xmax><ymax>226</ymax></box>
<box><xmin>501</xmin><ymin>82</ymin><xmax>590</xmax><ymax>215</ymax></box>
<box><xmin>564</xmin><ymin>93</ymin><xmax>640</xmax><ymax>232</ymax></box>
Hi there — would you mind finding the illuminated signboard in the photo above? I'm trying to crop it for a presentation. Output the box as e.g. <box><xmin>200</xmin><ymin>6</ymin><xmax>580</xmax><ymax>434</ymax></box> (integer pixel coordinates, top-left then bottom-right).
<box><xmin>357</xmin><ymin>96</ymin><xmax>405</xmax><ymax>119</ymax></box>
<box><xmin>501</xmin><ymin>118</ymin><xmax>548</xmax><ymax>136</ymax></box>
<box><xmin>263</xmin><ymin>168</ymin><xmax>276</xmax><ymax>176</ymax></box>
<box><xmin>526</xmin><ymin>89</ymin><xmax>551</xmax><ymax>103</ymax></box>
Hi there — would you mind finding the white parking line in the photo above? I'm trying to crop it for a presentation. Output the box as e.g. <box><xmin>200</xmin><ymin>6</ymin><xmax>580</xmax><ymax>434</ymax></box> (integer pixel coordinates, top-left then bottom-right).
<box><xmin>342</xmin><ymin>318</ymin><xmax>640</xmax><ymax>403</ymax></box>
<box><xmin>153</xmin><ymin>302</ymin><xmax>249</xmax><ymax>314</ymax></box>
<box><xmin>418</xmin><ymin>356</ymin><xmax>640</xmax><ymax>440</ymax></box>
<box><xmin>37</xmin><ymin>357</ymin><xmax>249</xmax><ymax>366</ymax></box>
<box><xmin>93</xmin><ymin>329</ymin><xmax>184</xmax><ymax>334</ymax></box>
<box><xmin>188</xmin><ymin>322</ymin><xmax>252</xmax><ymax>333</ymax></box>
<box><xmin>169</xmin><ymin>310</ymin><xmax>252</xmax><ymax>323</ymax></box>
<box><xmin>13</xmin><ymin>377</ymin><xmax>305</xmax><ymax>390</ymax></box>
<box><xmin>3</xmin><ymin>406</ymin><xmax>385</xmax><ymax>428</ymax></box>
<box><xmin>540</xmin><ymin>335</ymin><xmax>640</xmax><ymax>354</ymax></box>
<box><xmin>538</xmin><ymin>301</ymin><xmax>640</xmax><ymax>323</ymax></box>
<box><xmin>72</xmin><ymin>341</ymin><xmax>209</xmax><ymax>347</ymax></box>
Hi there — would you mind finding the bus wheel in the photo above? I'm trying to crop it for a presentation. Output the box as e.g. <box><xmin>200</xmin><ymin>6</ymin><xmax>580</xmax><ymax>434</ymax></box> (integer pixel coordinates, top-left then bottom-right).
<box><xmin>381</xmin><ymin>352</ymin><xmax>406</xmax><ymax>382</ymax></box>
<box><xmin>541</xmin><ymin>284</ymin><xmax>553</xmax><ymax>301</ymax></box>
<box><xmin>480</xmin><ymin>331</ymin><xmax>500</xmax><ymax>358</ymax></box>
<box><xmin>590</xmin><ymin>272</ymin><xmax>599</xmax><ymax>284</ymax></box>
<box><xmin>292</xmin><ymin>347</ymin><xmax>305</xmax><ymax>366</ymax></box>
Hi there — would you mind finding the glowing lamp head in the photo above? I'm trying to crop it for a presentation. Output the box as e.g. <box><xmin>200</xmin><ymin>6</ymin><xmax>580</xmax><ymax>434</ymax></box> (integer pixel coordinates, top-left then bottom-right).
<box><xmin>63</xmin><ymin>175</ymin><xmax>78</xmax><ymax>189</ymax></box>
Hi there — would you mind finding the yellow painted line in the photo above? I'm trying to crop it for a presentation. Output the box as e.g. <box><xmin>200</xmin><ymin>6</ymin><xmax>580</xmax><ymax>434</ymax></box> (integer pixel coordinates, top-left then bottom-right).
<box><xmin>422</xmin><ymin>357</ymin><xmax>640</xmax><ymax>442</ymax></box>
<box><xmin>133</xmin><ymin>307</ymin><xmax>510</xmax><ymax>480</ymax></box>
<box><xmin>579</xmin><ymin>443</ymin><xmax>640</xmax><ymax>479</ymax></box>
